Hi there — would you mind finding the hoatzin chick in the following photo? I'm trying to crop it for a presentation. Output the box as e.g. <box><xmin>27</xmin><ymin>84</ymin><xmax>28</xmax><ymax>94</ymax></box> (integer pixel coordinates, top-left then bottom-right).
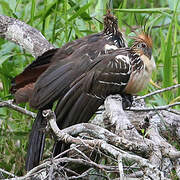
<box><xmin>11</xmin><ymin>11</ymin><xmax>128</xmax><ymax>171</ymax></box>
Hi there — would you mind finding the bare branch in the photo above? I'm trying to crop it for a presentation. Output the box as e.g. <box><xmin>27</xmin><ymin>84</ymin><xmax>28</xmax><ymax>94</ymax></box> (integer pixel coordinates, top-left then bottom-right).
<box><xmin>135</xmin><ymin>84</ymin><xmax>180</xmax><ymax>100</ymax></box>
<box><xmin>0</xmin><ymin>168</ymin><xmax>17</xmax><ymax>178</ymax></box>
<box><xmin>0</xmin><ymin>100</ymin><xmax>36</xmax><ymax>118</ymax></box>
<box><xmin>104</xmin><ymin>95</ymin><xmax>133</xmax><ymax>133</ymax></box>
<box><xmin>61</xmin><ymin>123</ymin><xmax>153</xmax><ymax>156</ymax></box>
<box><xmin>0</xmin><ymin>15</ymin><xmax>55</xmax><ymax>58</ymax></box>
<box><xmin>118</xmin><ymin>155</ymin><xmax>124</xmax><ymax>180</ymax></box>
<box><xmin>129</xmin><ymin>102</ymin><xmax>180</xmax><ymax>112</ymax></box>
<box><xmin>46</xmin><ymin>109</ymin><xmax>166</xmax><ymax>179</ymax></box>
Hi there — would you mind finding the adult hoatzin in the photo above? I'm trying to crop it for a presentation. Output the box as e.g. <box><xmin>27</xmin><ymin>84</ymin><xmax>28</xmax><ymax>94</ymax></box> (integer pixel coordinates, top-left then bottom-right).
<box><xmin>11</xmin><ymin>12</ymin><xmax>155</xmax><ymax>171</ymax></box>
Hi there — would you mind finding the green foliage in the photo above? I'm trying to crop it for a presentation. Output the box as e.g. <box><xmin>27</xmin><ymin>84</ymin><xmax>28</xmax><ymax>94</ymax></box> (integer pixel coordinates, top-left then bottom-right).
<box><xmin>0</xmin><ymin>0</ymin><xmax>179</xmax><ymax>176</ymax></box>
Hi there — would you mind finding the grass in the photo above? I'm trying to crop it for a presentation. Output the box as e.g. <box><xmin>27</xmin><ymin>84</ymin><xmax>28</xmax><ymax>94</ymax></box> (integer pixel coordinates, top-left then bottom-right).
<box><xmin>0</xmin><ymin>0</ymin><xmax>179</xmax><ymax>176</ymax></box>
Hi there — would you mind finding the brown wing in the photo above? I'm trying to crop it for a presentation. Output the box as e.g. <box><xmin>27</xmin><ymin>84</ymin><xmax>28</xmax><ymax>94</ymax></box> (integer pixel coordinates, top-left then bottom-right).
<box><xmin>11</xmin><ymin>48</ymin><xmax>58</xmax><ymax>94</ymax></box>
<box><xmin>29</xmin><ymin>50</ymin><xmax>103</xmax><ymax>109</ymax></box>
<box><xmin>29</xmin><ymin>32</ymin><xmax>125</xmax><ymax>109</ymax></box>
<box><xmin>54</xmin><ymin>49</ymin><xmax>131</xmax><ymax>129</ymax></box>
<box><xmin>11</xmin><ymin>27</ymin><xmax>127</xmax><ymax>105</ymax></box>
<box><xmin>53</xmin><ymin>50</ymin><xmax>131</xmax><ymax>156</ymax></box>
<box><xmin>11</xmin><ymin>33</ymin><xmax>106</xmax><ymax>104</ymax></box>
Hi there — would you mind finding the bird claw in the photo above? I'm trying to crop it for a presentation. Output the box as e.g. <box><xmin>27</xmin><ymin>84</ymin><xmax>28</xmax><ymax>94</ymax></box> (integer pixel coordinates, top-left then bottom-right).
<box><xmin>42</xmin><ymin>109</ymin><xmax>52</xmax><ymax>118</ymax></box>
<box><xmin>121</xmin><ymin>94</ymin><xmax>133</xmax><ymax>109</ymax></box>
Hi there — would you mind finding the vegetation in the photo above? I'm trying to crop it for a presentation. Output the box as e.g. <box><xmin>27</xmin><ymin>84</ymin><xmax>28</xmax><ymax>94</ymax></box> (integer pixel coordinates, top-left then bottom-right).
<box><xmin>0</xmin><ymin>0</ymin><xmax>179</xmax><ymax>177</ymax></box>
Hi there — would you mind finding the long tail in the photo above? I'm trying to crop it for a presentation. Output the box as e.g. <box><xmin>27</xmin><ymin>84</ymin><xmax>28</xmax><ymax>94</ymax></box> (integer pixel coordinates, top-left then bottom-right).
<box><xmin>26</xmin><ymin>110</ymin><xmax>46</xmax><ymax>171</ymax></box>
<box><xmin>53</xmin><ymin>80</ymin><xmax>103</xmax><ymax>157</ymax></box>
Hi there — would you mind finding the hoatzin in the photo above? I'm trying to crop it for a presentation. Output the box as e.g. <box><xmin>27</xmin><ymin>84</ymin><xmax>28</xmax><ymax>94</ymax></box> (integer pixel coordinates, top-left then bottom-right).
<box><xmin>10</xmin><ymin>12</ymin><xmax>155</xmax><ymax>171</ymax></box>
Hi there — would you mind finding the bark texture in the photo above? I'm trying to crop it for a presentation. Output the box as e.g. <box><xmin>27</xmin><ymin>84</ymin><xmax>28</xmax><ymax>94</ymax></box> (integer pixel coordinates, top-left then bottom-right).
<box><xmin>0</xmin><ymin>15</ymin><xmax>54</xmax><ymax>58</ymax></box>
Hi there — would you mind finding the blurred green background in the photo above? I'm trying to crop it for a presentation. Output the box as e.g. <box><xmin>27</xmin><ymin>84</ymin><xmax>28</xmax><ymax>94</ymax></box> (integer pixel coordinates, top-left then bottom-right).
<box><xmin>0</xmin><ymin>0</ymin><xmax>179</xmax><ymax>176</ymax></box>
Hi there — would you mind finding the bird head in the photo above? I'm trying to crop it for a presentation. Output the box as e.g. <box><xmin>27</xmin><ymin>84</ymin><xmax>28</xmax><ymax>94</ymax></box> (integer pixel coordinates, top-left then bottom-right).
<box><xmin>130</xmin><ymin>31</ymin><xmax>156</xmax><ymax>74</ymax></box>
<box><xmin>131</xmin><ymin>32</ymin><xmax>153</xmax><ymax>59</ymax></box>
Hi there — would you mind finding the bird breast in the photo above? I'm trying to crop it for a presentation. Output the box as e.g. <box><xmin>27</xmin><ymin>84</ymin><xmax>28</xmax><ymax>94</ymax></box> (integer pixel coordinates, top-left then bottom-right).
<box><xmin>124</xmin><ymin>54</ymin><xmax>156</xmax><ymax>94</ymax></box>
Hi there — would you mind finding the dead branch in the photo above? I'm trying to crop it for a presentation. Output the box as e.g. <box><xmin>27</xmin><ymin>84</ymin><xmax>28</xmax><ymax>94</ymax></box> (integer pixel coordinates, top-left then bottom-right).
<box><xmin>0</xmin><ymin>100</ymin><xmax>36</xmax><ymax>118</ymax></box>
<box><xmin>0</xmin><ymin>15</ymin><xmax>54</xmax><ymax>58</ymax></box>
<box><xmin>46</xmin><ymin>108</ymin><xmax>166</xmax><ymax>179</ymax></box>
<box><xmin>136</xmin><ymin>84</ymin><xmax>180</xmax><ymax>100</ymax></box>
<box><xmin>129</xmin><ymin>102</ymin><xmax>180</xmax><ymax>111</ymax></box>
<box><xmin>0</xmin><ymin>168</ymin><xmax>17</xmax><ymax>179</ymax></box>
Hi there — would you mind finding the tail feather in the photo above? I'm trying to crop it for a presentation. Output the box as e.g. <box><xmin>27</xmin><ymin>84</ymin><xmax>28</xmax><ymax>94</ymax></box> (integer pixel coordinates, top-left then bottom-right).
<box><xmin>53</xmin><ymin>141</ymin><xmax>69</xmax><ymax>158</ymax></box>
<box><xmin>53</xmin><ymin>79</ymin><xmax>103</xmax><ymax>157</ymax></box>
<box><xmin>53</xmin><ymin>93</ymin><xmax>103</xmax><ymax>157</ymax></box>
<box><xmin>26</xmin><ymin>110</ymin><xmax>46</xmax><ymax>171</ymax></box>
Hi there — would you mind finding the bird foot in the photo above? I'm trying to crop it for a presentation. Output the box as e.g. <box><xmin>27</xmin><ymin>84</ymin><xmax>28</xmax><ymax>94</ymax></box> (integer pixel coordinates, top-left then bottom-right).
<box><xmin>121</xmin><ymin>94</ymin><xmax>133</xmax><ymax>109</ymax></box>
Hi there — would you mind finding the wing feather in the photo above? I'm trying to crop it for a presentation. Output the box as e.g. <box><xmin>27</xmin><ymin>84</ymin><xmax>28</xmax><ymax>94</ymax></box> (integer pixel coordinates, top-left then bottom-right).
<box><xmin>55</xmin><ymin>49</ymin><xmax>131</xmax><ymax>128</ymax></box>
<box><xmin>11</xmin><ymin>49</ymin><xmax>58</xmax><ymax>94</ymax></box>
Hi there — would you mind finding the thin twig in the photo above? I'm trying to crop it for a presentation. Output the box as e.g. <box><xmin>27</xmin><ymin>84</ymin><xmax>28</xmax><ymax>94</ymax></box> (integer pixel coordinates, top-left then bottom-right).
<box><xmin>129</xmin><ymin>102</ymin><xmax>180</xmax><ymax>112</ymax></box>
<box><xmin>73</xmin><ymin>147</ymin><xmax>92</xmax><ymax>162</ymax></box>
<box><xmin>118</xmin><ymin>154</ymin><xmax>124</xmax><ymax>180</ymax></box>
<box><xmin>0</xmin><ymin>100</ymin><xmax>36</xmax><ymax>118</ymax></box>
<box><xmin>135</xmin><ymin>84</ymin><xmax>180</xmax><ymax>100</ymax></box>
<box><xmin>166</xmin><ymin>109</ymin><xmax>180</xmax><ymax>115</ymax></box>
<box><xmin>0</xmin><ymin>168</ymin><xmax>17</xmax><ymax>178</ymax></box>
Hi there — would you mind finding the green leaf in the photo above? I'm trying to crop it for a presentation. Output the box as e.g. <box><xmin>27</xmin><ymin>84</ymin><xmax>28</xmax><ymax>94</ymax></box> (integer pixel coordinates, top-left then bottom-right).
<box><xmin>114</xmin><ymin>8</ymin><xmax>174</xmax><ymax>13</ymax></box>
<box><xmin>177</xmin><ymin>51</ymin><xmax>180</xmax><ymax>96</ymax></box>
<box><xmin>0</xmin><ymin>1</ymin><xmax>13</xmax><ymax>15</ymax></box>
<box><xmin>0</xmin><ymin>54</ymin><xmax>14</xmax><ymax>66</ymax></box>
<box><xmin>68</xmin><ymin>0</ymin><xmax>92</xmax><ymax>21</ymax></box>
<box><xmin>30</xmin><ymin>0</ymin><xmax>36</xmax><ymax>26</ymax></box>
<box><xmin>68</xmin><ymin>1</ymin><xmax>93</xmax><ymax>22</ymax></box>
<box><xmin>32</xmin><ymin>0</ymin><xmax>61</xmax><ymax>23</ymax></box>
<box><xmin>141</xmin><ymin>129</ymin><xmax>145</xmax><ymax>135</ymax></box>
<box><xmin>163</xmin><ymin>21</ymin><xmax>173</xmax><ymax>100</ymax></box>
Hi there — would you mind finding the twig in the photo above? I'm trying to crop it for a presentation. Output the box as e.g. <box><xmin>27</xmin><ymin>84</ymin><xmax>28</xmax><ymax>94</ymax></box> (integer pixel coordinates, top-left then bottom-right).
<box><xmin>0</xmin><ymin>168</ymin><xmax>17</xmax><ymax>178</ymax></box>
<box><xmin>129</xmin><ymin>102</ymin><xmax>180</xmax><ymax>112</ymax></box>
<box><xmin>68</xmin><ymin>168</ymin><xmax>109</xmax><ymax>180</ymax></box>
<box><xmin>166</xmin><ymin>109</ymin><xmax>180</xmax><ymax>116</ymax></box>
<box><xmin>135</xmin><ymin>84</ymin><xmax>180</xmax><ymax>100</ymax></box>
<box><xmin>0</xmin><ymin>100</ymin><xmax>36</xmax><ymax>118</ymax></box>
<box><xmin>63</xmin><ymin>167</ymin><xmax>80</xmax><ymax>177</ymax></box>
<box><xmin>128</xmin><ymin>171</ymin><xmax>144</xmax><ymax>178</ymax></box>
<box><xmin>73</xmin><ymin>147</ymin><xmax>92</xmax><ymax>162</ymax></box>
<box><xmin>53</xmin><ymin>145</ymin><xmax>82</xmax><ymax>159</ymax></box>
<box><xmin>48</xmin><ymin>162</ymin><xmax>54</xmax><ymax>180</ymax></box>
<box><xmin>118</xmin><ymin>154</ymin><xmax>124</xmax><ymax>180</ymax></box>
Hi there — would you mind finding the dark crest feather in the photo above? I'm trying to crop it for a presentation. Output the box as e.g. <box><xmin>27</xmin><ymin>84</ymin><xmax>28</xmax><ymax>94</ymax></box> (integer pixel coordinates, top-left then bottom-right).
<box><xmin>103</xmin><ymin>9</ymin><xmax>118</xmax><ymax>34</ymax></box>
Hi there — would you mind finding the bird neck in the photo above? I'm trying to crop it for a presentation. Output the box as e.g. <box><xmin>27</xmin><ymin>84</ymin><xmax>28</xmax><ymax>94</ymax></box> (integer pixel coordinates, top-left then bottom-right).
<box><xmin>140</xmin><ymin>54</ymin><xmax>156</xmax><ymax>74</ymax></box>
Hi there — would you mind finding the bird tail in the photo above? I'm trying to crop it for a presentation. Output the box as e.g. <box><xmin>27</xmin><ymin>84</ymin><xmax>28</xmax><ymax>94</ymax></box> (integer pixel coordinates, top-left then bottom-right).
<box><xmin>26</xmin><ymin>110</ymin><xmax>46</xmax><ymax>171</ymax></box>
<box><xmin>52</xmin><ymin>80</ymin><xmax>103</xmax><ymax>157</ymax></box>
<box><xmin>53</xmin><ymin>141</ymin><xmax>70</xmax><ymax>158</ymax></box>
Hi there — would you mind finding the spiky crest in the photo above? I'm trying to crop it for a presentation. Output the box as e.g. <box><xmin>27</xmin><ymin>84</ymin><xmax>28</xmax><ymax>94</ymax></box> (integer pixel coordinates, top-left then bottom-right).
<box><xmin>103</xmin><ymin>9</ymin><xmax>119</xmax><ymax>35</ymax></box>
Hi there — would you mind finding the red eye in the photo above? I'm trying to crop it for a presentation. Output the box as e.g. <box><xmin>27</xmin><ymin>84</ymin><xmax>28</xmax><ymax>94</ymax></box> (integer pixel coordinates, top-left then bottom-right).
<box><xmin>137</xmin><ymin>43</ymin><xmax>147</xmax><ymax>49</ymax></box>
<box><xmin>141</xmin><ymin>43</ymin><xmax>147</xmax><ymax>48</ymax></box>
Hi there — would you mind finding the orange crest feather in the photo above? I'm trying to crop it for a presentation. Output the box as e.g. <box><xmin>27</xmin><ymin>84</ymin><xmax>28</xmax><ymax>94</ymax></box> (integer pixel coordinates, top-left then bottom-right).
<box><xmin>137</xmin><ymin>33</ymin><xmax>153</xmax><ymax>48</ymax></box>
